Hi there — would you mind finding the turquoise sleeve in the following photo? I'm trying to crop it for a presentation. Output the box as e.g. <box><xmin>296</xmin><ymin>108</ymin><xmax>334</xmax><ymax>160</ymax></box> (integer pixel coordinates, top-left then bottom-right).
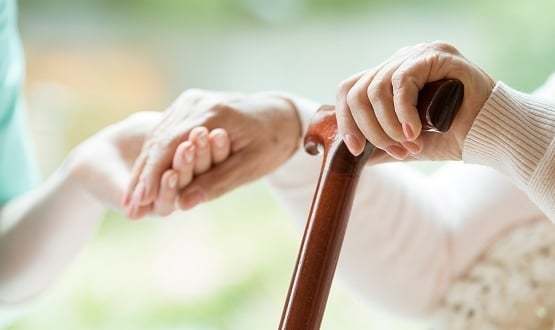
<box><xmin>0</xmin><ymin>101</ymin><xmax>39</xmax><ymax>205</ymax></box>
<box><xmin>0</xmin><ymin>0</ymin><xmax>39</xmax><ymax>205</ymax></box>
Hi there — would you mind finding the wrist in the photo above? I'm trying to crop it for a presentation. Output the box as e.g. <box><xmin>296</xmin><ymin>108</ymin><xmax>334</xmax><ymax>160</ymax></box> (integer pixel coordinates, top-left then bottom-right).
<box><xmin>256</xmin><ymin>91</ymin><xmax>321</xmax><ymax>140</ymax></box>
<box><xmin>454</xmin><ymin>70</ymin><xmax>497</xmax><ymax>155</ymax></box>
<box><xmin>463</xmin><ymin>81</ymin><xmax>555</xmax><ymax>187</ymax></box>
<box><xmin>61</xmin><ymin>148</ymin><xmax>106</xmax><ymax>213</ymax></box>
<box><xmin>255</xmin><ymin>92</ymin><xmax>303</xmax><ymax>156</ymax></box>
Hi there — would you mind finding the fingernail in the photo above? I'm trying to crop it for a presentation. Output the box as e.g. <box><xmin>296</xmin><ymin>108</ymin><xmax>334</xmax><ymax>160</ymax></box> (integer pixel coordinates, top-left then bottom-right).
<box><xmin>197</xmin><ymin>133</ymin><xmax>208</xmax><ymax>148</ymax></box>
<box><xmin>385</xmin><ymin>144</ymin><xmax>408</xmax><ymax>160</ymax></box>
<box><xmin>168</xmin><ymin>173</ymin><xmax>178</xmax><ymax>189</ymax></box>
<box><xmin>126</xmin><ymin>207</ymin><xmax>134</xmax><ymax>219</ymax></box>
<box><xmin>402</xmin><ymin>141</ymin><xmax>422</xmax><ymax>155</ymax></box>
<box><xmin>132</xmin><ymin>182</ymin><xmax>145</xmax><ymax>206</ymax></box>
<box><xmin>184</xmin><ymin>146</ymin><xmax>195</xmax><ymax>163</ymax></box>
<box><xmin>121</xmin><ymin>192</ymin><xmax>130</xmax><ymax>207</ymax></box>
<box><xmin>402</xmin><ymin>122</ymin><xmax>415</xmax><ymax>141</ymax></box>
<box><xmin>344</xmin><ymin>134</ymin><xmax>363</xmax><ymax>156</ymax></box>
<box><xmin>180</xmin><ymin>188</ymin><xmax>206</xmax><ymax>210</ymax></box>
<box><xmin>213</xmin><ymin>133</ymin><xmax>226</xmax><ymax>148</ymax></box>
<box><xmin>128</xmin><ymin>205</ymin><xmax>139</xmax><ymax>220</ymax></box>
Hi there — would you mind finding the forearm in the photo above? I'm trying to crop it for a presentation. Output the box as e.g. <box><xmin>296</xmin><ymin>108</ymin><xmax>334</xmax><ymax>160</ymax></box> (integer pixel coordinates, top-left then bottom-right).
<box><xmin>268</xmin><ymin>150</ymin><xmax>453</xmax><ymax>315</ymax></box>
<box><xmin>0</xmin><ymin>158</ymin><xmax>105</xmax><ymax>304</ymax></box>
<box><xmin>463</xmin><ymin>80</ymin><xmax>555</xmax><ymax>220</ymax></box>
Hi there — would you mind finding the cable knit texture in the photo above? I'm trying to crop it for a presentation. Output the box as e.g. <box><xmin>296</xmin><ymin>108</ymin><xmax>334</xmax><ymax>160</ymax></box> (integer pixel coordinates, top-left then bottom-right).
<box><xmin>463</xmin><ymin>82</ymin><xmax>555</xmax><ymax>221</ymax></box>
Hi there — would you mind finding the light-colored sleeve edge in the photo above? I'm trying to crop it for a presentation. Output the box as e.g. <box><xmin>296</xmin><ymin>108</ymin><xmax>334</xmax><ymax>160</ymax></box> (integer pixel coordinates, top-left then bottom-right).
<box><xmin>463</xmin><ymin>81</ymin><xmax>555</xmax><ymax>219</ymax></box>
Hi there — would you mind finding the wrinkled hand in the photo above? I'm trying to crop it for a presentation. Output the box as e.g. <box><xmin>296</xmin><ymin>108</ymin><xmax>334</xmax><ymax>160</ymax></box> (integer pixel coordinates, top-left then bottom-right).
<box><xmin>123</xmin><ymin>90</ymin><xmax>301</xmax><ymax>216</ymax></box>
<box><xmin>336</xmin><ymin>41</ymin><xmax>495</xmax><ymax>162</ymax></box>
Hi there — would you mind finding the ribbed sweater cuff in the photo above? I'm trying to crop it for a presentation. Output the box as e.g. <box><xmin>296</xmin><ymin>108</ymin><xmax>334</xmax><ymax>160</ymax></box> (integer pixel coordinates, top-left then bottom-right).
<box><xmin>463</xmin><ymin>82</ymin><xmax>555</xmax><ymax>189</ymax></box>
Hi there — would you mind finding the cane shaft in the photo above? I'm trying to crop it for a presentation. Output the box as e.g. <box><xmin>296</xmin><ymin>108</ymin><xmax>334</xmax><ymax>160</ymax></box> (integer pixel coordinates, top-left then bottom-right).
<box><xmin>279</xmin><ymin>79</ymin><xmax>463</xmax><ymax>330</ymax></box>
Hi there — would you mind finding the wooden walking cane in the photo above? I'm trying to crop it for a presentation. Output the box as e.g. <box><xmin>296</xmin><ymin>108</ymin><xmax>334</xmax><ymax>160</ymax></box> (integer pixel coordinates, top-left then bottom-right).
<box><xmin>279</xmin><ymin>79</ymin><xmax>464</xmax><ymax>330</ymax></box>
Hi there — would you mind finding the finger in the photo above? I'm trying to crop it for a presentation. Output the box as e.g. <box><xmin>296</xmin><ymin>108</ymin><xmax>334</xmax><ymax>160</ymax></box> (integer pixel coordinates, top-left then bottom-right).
<box><xmin>401</xmin><ymin>135</ymin><xmax>424</xmax><ymax>156</ymax></box>
<box><xmin>129</xmin><ymin>120</ymin><xmax>204</xmax><ymax>208</ymax></box>
<box><xmin>153</xmin><ymin>169</ymin><xmax>179</xmax><ymax>216</ymax></box>
<box><xmin>336</xmin><ymin>47</ymin><xmax>420</xmax><ymax>155</ymax></box>
<box><xmin>336</xmin><ymin>71</ymin><xmax>367</xmax><ymax>156</ymax></box>
<box><xmin>190</xmin><ymin>126</ymin><xmax>211</xmax><ymax>175</ymax></box>
<box><xmin>366</xmin><ymin>62</ymin><xmax>407</xmax><ymax>144</ymax></box>
<box><xmin>136</xmin><ymin>143</ymin><xmax>178</xmax><ymax>207</ymax></box>
<box><xmin>391</xmin><ymin>53</ymin><xmax>454</xmax><ymax>141</ymax></box>
<box><xmin>366</xmin><ymin>148</ymin><xmax>396</xmax><ymax>165</ymax></box>
<box><xmin>172</xmin><ymin>140</ymin><xmax>196</xmax><ymax>188</ymax></box>
<box><xmin>123</xmin><ymin>152</ymin><xmax>147</xmax><ymax>208</ymax></box>
<box><xmin>136</xmin><ymin>124</ymin><xmax>200</xmax><ymax>207</ymax></box>
<box><xmin>346</xmin><ymin>72</ymin><xmax>408</xmax><ymax>160</ymax></box>
<box><xmin>176</xmin><ymin>152</ymin><xmax>246</xmax><ymax>210</ymax></box>
<box><xmin>127</xmin><ymin>203</ymin><xmax>153</xmax><ymax>221</ymax></box>
<box><xmin>209</xmin><ymin>128</ymin><xmax>231</xmax><ymax>164</ymax></box>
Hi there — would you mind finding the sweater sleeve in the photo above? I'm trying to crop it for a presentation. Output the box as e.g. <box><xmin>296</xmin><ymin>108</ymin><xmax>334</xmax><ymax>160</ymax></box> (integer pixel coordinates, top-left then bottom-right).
<box><xmin>266</xmin><ymin>98</ymin><xmax>544</xmax><ymax>317</ymax></box>
<box><xmin>463</xmin><ymin>80</ymin><xmax>555</xmax><ymax>221</ymax></box>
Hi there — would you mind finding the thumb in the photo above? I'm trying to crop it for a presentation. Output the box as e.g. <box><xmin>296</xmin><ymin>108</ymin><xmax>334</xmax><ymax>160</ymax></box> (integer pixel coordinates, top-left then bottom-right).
<box><xmin>177</xmin><ymin>151</ymin><xmax>252</xmax><ymax>210</ymax></box>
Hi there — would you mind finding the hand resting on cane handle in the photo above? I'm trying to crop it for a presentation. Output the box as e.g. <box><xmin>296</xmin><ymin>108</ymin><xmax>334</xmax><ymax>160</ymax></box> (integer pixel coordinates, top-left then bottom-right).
<box><xmin>336</xmin><ymin>41</ymin><xmax>495</xmax><ymax>161</ymax></box>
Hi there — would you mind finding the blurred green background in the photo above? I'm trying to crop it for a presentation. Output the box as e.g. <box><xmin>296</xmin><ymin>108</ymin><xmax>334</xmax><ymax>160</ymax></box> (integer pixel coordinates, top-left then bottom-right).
<box><xmin>4</xmin><ymin>0</ymin><xmax>554</xmax><ymax>329</ymax></box>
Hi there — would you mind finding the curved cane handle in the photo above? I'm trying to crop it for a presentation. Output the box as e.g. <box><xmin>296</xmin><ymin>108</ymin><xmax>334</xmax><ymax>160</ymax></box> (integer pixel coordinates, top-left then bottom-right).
<box><xmin>279</xmin><ymin>79</ymin><xmax>463</xmax><ymax>330</ymax></box>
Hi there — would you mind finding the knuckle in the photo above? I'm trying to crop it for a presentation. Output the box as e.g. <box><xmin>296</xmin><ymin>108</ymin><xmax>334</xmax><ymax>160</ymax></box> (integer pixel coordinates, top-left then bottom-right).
<box><xmin>337</xmin><ymin>79</ymin><xmax>352</xmax><ymax>99</ymax></box>
<box><xmin>383</xmin><ymin>123</ymin><xmax>405</xmax><ymax>142</ymax></box>
<box><xmin>346</xmin><ymin>89</ymin><xmax>363</xmax><ymax>110</ymax></box>
<box><xmin>391</xmin><ymin>71</ymin><xmax>405</xmax><ymax>89</ymax></box>
<box><xmin>146</xmin><ymin>137</ymin><xmax>173</xmax><ymax>158</ymax></box>
<box><xmin>367</xmin><ymin>133</ymin><xmax>391</xmax><ymax>149</ymax></box>
<box><xmin>391</xmin><ymin>70</ymin><xmax>414</xmax><ymax>90</ymax></box>
<box><xmin>210</xmin><ymin>102</ymin><xmax>234</xmax><ymax>114</ymax></box>
<box><xmin>366</xmin><ymin>80</ymin><xmax>389</xmax><ymax>103</ymax></box>
<box><xmin>204</xmin><ymin>100</ymin><xmax>235</xmax><ymax>117</ymax></box>
<box><xmin>204</xmin><ymin>102</ymin><xmax>237</xmax><ymax>125</ymax></box>
<box><xmin>422</xmin><ymin>51</ymin><xmax>443</xmax><ymax>68</ymax></box>
<box><xmin>358</xmin><ymin>126</ymin><xmax>391</xmax><ymax>149</ymax></box>
<box><xmin>429</xmin><ymin>40</ymin><xmax>458</xmax><ymax>54</ymax></box>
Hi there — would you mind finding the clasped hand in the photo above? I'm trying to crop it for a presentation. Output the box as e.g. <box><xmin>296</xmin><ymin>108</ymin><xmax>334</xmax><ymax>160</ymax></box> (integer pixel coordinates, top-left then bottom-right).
<box><xmin>73</xmin><ymin>42</ymin><xmax>495</xmax><ymax>220</ymax></box>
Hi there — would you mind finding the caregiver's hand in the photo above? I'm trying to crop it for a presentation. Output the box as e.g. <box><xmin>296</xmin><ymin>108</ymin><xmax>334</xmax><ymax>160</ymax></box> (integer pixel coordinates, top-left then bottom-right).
<box><xmin>337</xmin><ymin>41</ymin><xmax>495</xmax><ymax>161</ymax></box>
<box><xmin>68</xmin><ymin>111</ymin><xmax>179</xmax><ymax>218</ymax></box>
<box><xmin>124</xmin><ymin>90</ymin><xmax>301</xmax><ymax>213</ymax></box>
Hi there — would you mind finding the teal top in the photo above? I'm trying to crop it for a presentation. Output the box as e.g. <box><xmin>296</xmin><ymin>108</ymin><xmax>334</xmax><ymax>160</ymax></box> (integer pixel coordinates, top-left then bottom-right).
<box><xmin>0</xmin><ymin>0</ymin><xmax>38</xmax><ymax>205</ymax></box>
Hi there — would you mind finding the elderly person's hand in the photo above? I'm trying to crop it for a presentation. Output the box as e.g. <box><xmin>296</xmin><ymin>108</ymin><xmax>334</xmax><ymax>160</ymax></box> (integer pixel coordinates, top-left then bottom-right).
<box><xmin>123</xmin><ymin>90</ymin><xmax>301</xmax><ymax>216</ymax></box>
<box><xmin>336</xmin><ymin>41</ymin><xmax>495</xmax><ymax>161</ymax></box>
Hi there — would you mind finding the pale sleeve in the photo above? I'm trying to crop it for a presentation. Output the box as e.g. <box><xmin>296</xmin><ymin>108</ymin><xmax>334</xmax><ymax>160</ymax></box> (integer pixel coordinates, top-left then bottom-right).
<box><xmin>463</xmin><ymin>78</ymin><xmax>555</xmax><ymax>221</ymax></box>
<box><xmin>266</xmin><ymin>100</ymin><xmax>544</xmax><ymax>317</ymax></box>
